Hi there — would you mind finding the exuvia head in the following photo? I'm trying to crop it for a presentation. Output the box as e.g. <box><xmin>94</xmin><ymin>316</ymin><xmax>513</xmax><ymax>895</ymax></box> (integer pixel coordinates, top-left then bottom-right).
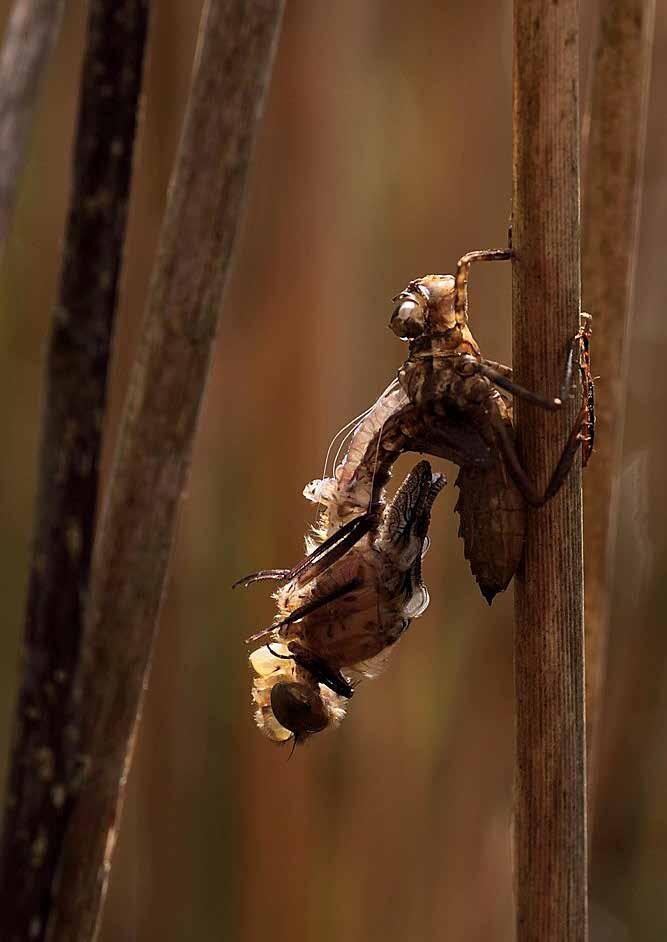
<box><xmin>390</xmin><ymin>274</ymin><xmax>458</xmax><ymax>339</ymax></box>
<box><xmin>390</xmin><ymin>274</ymin><xmax>481</xmax><ymax>357</ymax></box>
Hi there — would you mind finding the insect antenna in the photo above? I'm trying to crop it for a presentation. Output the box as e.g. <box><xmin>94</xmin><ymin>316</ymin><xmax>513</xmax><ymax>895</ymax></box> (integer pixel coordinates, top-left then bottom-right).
<box><xmin>321</xmin><ymin>377</ymin><xmax>401</xmax><ymax>480</ymax></box>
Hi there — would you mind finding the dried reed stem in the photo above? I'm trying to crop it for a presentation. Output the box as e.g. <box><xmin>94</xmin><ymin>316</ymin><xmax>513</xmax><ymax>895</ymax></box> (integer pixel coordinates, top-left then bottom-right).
<box><xmin>0</xmin><ymin>3</ymin><xmax>149</xmax><ymax>940</ymax></box>
<box><xmin>0</xmin><ymin>0</ymin><xmax>65</xmax><ymax>256</ymax></box>
<box><xmin>582</xmin><ymin>0</ymin><xmax>655</xmax><ymax>820</ymax></box>
<box><xmin>512</xmin><ymin>1</ymin><xmax>588</xmax><ymax>938</ymax></box>
<box><xmin>42</xmin><ymin>2</ymin><xmax>284</xmax><ymax>939</ymax></box>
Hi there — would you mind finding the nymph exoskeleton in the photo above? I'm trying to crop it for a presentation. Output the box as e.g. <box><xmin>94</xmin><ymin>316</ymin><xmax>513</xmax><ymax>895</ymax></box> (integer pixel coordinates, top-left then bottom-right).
<box><xmin>390</xmin><ymin>249</ymin><xmax>594</xmax><ymax>601</ymax></box>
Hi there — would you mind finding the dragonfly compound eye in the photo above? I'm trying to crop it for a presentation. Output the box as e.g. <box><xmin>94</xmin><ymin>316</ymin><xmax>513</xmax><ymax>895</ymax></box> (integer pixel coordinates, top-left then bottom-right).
<box><xmin>390</xmin><ymin>297</ymin><xmax>426</xmax><ymax>339</ymax></box>
<box><xmin>270</xmin><ymin>682</ymin><xmax>330</xmax><ymax>739</ymax></box>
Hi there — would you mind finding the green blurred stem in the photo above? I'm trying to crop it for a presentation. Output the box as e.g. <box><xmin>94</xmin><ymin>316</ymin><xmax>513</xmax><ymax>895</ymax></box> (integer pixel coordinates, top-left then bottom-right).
<box><xmin>0</xmin><ymin>0</ymin><xmax>65</xmax><ymax>256</ymax></box>
<box><xmin>42</xmin><ymin>1</ymin><xmax>284</xmax><ymax>940</ymax></box>
<box><xmin>512</xmin><ymin>1</ymin><xmax>588</xmax><ymax>939</ymax></box>
<box><xmin>582</xmin><ymin>0</ymin><xmax>655</xmax><ymax>827</ymax></box>
<box><xmin>0</xmin><ymin>2</ymin><xmax>150</xmax><ymax>940</ymax></box>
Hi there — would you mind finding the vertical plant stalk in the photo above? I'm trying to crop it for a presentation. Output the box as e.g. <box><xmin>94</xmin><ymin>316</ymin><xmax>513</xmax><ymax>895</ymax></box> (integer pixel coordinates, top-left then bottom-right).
<box><xmin>0</xmin><ymin>0</ymin><xmax>65</xmax><ymax>255</ymax></box>
<box><xmin>582</xmin><ymin>0</ymin><xmax>655</xmax><ymax>816</ymax></box>
<box><xmin>43</xmin><ymin>2</ymin><xmax>284</xmax><ymax>940</ymax></box>
<box><xmin>512</xmin><ymin>1</ymin><xmax>588</xmax><ymax>940</ymax></box>
<box><xmin>0</xmin><ymin>3</ymin><xmax>150</xmax><ymax>941</ymax></box>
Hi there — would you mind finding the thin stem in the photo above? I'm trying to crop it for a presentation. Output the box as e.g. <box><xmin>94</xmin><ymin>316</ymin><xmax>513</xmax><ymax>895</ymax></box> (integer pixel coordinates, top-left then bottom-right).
<box><xmin>0</xmin><ymin>3</ymin><xmax>150</xmax><ymax>940</ymax></box>
<box><xmin>0</xmin><ymin>0</ymin><xmax>65</xmax><ymax>256</ymax></box>
<box><xmin>512</xmin><ymin>1</ymin><xmax>588</xmax><ymax>940</ymax></box>
<box><xmin>581</xmin><ymin>0</ymin><xmax>655</xmax><ymax>823</ymax></box>
<box><xmin>42</xmin><ymin>1</ymin><xmax>284</xmax><ymax>939</ymax></box>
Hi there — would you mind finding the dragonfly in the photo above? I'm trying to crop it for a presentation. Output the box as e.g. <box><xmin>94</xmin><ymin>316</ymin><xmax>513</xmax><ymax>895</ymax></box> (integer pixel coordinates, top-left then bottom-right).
<box><xmin>241</xmin><ymin>456</ymin><xmax>444</xmax><ymax>744</ymax></box>
<box><xmin>236</xmin><ymin>248</ymin><xmax>593</xmax><ymax>743</ymax></box>
<box><xmin>236</xmin><ymin>365</ymin><xmax>510</xmax><ymax>745</ymax></box>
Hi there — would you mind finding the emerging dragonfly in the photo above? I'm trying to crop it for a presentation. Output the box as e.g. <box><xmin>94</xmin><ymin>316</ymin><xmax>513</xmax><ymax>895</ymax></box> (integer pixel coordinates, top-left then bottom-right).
<box><xmin>241</xmin><ymin>455</ymin><xmax>444</xmax><ymax>744</ymax></box>
<box><xmin>236</xmin><ymin>359</ymin><xmax>511</xmax><ymax>744</ymax></box>
<box><xmin>236</xmin><ymin>248</ymin><xmax>593</xmax><ymax>744</ymax></box>
<box><xmin>236</xmin><ymin>371</ymin><xmax>499</xmax><ymax>744</ymax></box>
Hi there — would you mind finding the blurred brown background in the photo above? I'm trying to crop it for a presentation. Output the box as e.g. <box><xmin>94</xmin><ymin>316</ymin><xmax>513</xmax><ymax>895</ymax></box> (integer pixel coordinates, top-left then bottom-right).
<box><xmin>0</xmin><ymin>1</ymin><xmax>665</xmax><ymax>939</ymax></box>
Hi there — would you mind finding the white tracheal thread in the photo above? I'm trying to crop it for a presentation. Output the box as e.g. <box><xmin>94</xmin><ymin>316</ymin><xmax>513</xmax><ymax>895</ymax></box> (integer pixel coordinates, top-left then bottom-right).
<box><xmin>314</xmin><ymin>378</ymin><xmax>400</xmax><ymax>525</ymax></box>
<box><xmin>321</xmin><ymin>405</ymin><xmax>374</xmax><ymax>482</ymax></box>
<box><xmin>313</xmin><ymin>405</ymin><xmax>375</xmax><ymax>527</ymax></box>
<box><xmin>331</xmin><ymin>419</ymin><xmax>366</xmax><ymax>480</ymax></box>
<box><xmin>321</xmin><ymin>378</ymin><xmax>400</xmax><ymax>481</ymax></box>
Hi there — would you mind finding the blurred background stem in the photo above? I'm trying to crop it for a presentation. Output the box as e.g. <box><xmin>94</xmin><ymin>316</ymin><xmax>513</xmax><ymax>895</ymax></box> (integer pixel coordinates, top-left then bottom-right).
<box><xmin>582</xmin><ymin>0</ymin><xmax>655</xmax><ymax>827</ymax></box>
<box><xmin>0</xmin><ymin>3</ymin><xmax>150</xmax><ymax>940</ymax></box>
<box><xmin>512</xmin><ymin>1</ymin><xmax>587</xmax><ymax>939</ymax></box>
<box><xmin>0</xmin><ymin>0</ymin><xmax>64</xmax><ymax>256</ymax></box>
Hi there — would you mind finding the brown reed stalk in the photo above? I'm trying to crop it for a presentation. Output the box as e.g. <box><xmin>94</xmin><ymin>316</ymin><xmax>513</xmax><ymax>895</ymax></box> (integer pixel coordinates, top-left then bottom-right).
<box><xmin>512</xmin><ymin>1</ymin><xmax>588</xmax><ymax>938</ymax></box>
<box><xmin>42</xmin><ymin>2</ymin><xmax>285</xmax><ymax>939</ymax></box>
<box><xmin>0</xmin><ymin>3</ymin><xmax>150</xmax><ymax>940</ymax></box>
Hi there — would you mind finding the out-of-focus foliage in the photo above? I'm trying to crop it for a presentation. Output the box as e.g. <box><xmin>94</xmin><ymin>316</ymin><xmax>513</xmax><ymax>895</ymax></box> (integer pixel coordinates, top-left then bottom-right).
<box><xmin>0</xmin><ymin>1</ymin><xmax>664</xmax><ymax>939</ymax></box>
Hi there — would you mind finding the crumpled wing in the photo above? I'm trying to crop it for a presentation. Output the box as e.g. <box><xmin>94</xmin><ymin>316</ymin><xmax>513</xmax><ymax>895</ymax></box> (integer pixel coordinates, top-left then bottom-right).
<box><xmin>454</xmin><ymin>460</ymin><xmax>526</xmax><ymax>604</ymax></box>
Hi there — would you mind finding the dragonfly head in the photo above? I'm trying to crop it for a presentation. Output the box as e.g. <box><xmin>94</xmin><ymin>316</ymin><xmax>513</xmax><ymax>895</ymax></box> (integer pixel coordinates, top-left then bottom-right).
<box><xmin>249</xmin><ymin>644</ymin><xmax>347</xmax><ymax>744</ymax></box>
<box><xmin>270</xmin><ymin>682</ymin><xmax>330</xmax><ymax>741</ymax></box>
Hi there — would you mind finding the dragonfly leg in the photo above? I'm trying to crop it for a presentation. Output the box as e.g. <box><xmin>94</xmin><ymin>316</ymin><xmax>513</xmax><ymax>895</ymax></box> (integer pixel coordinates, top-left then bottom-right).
<box><xmin>233</xmin><ymin>509</ymin><xmax>378</xmax><ymax>590</ymax></box>
<box><xmin>245</xmin><ymin>576</ymin><xmax>363</xmax><ymax>644</ymax></box>
<box><xmin>267</xmin><ymin>642</ymin><xmax>354</xmax><ymax>699</ymax></box>
<box><xmin>232</xmin><ymin>568</ymin><xmax>291</xmax><ymax>588</ymax></box>
<box><xmin>454</xmin><ymin>248</ymin><xmax>512</xmax><ymax>324</ymax></box>
<box><xmin>490</xmin><ymin>401</ymin><xmax>587</xmax><ymax>508</ymax></box>
<box><xmin>288</xmin><ymin>511</ymin><xmax>378</xmax><ymax>587</ymax></box>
